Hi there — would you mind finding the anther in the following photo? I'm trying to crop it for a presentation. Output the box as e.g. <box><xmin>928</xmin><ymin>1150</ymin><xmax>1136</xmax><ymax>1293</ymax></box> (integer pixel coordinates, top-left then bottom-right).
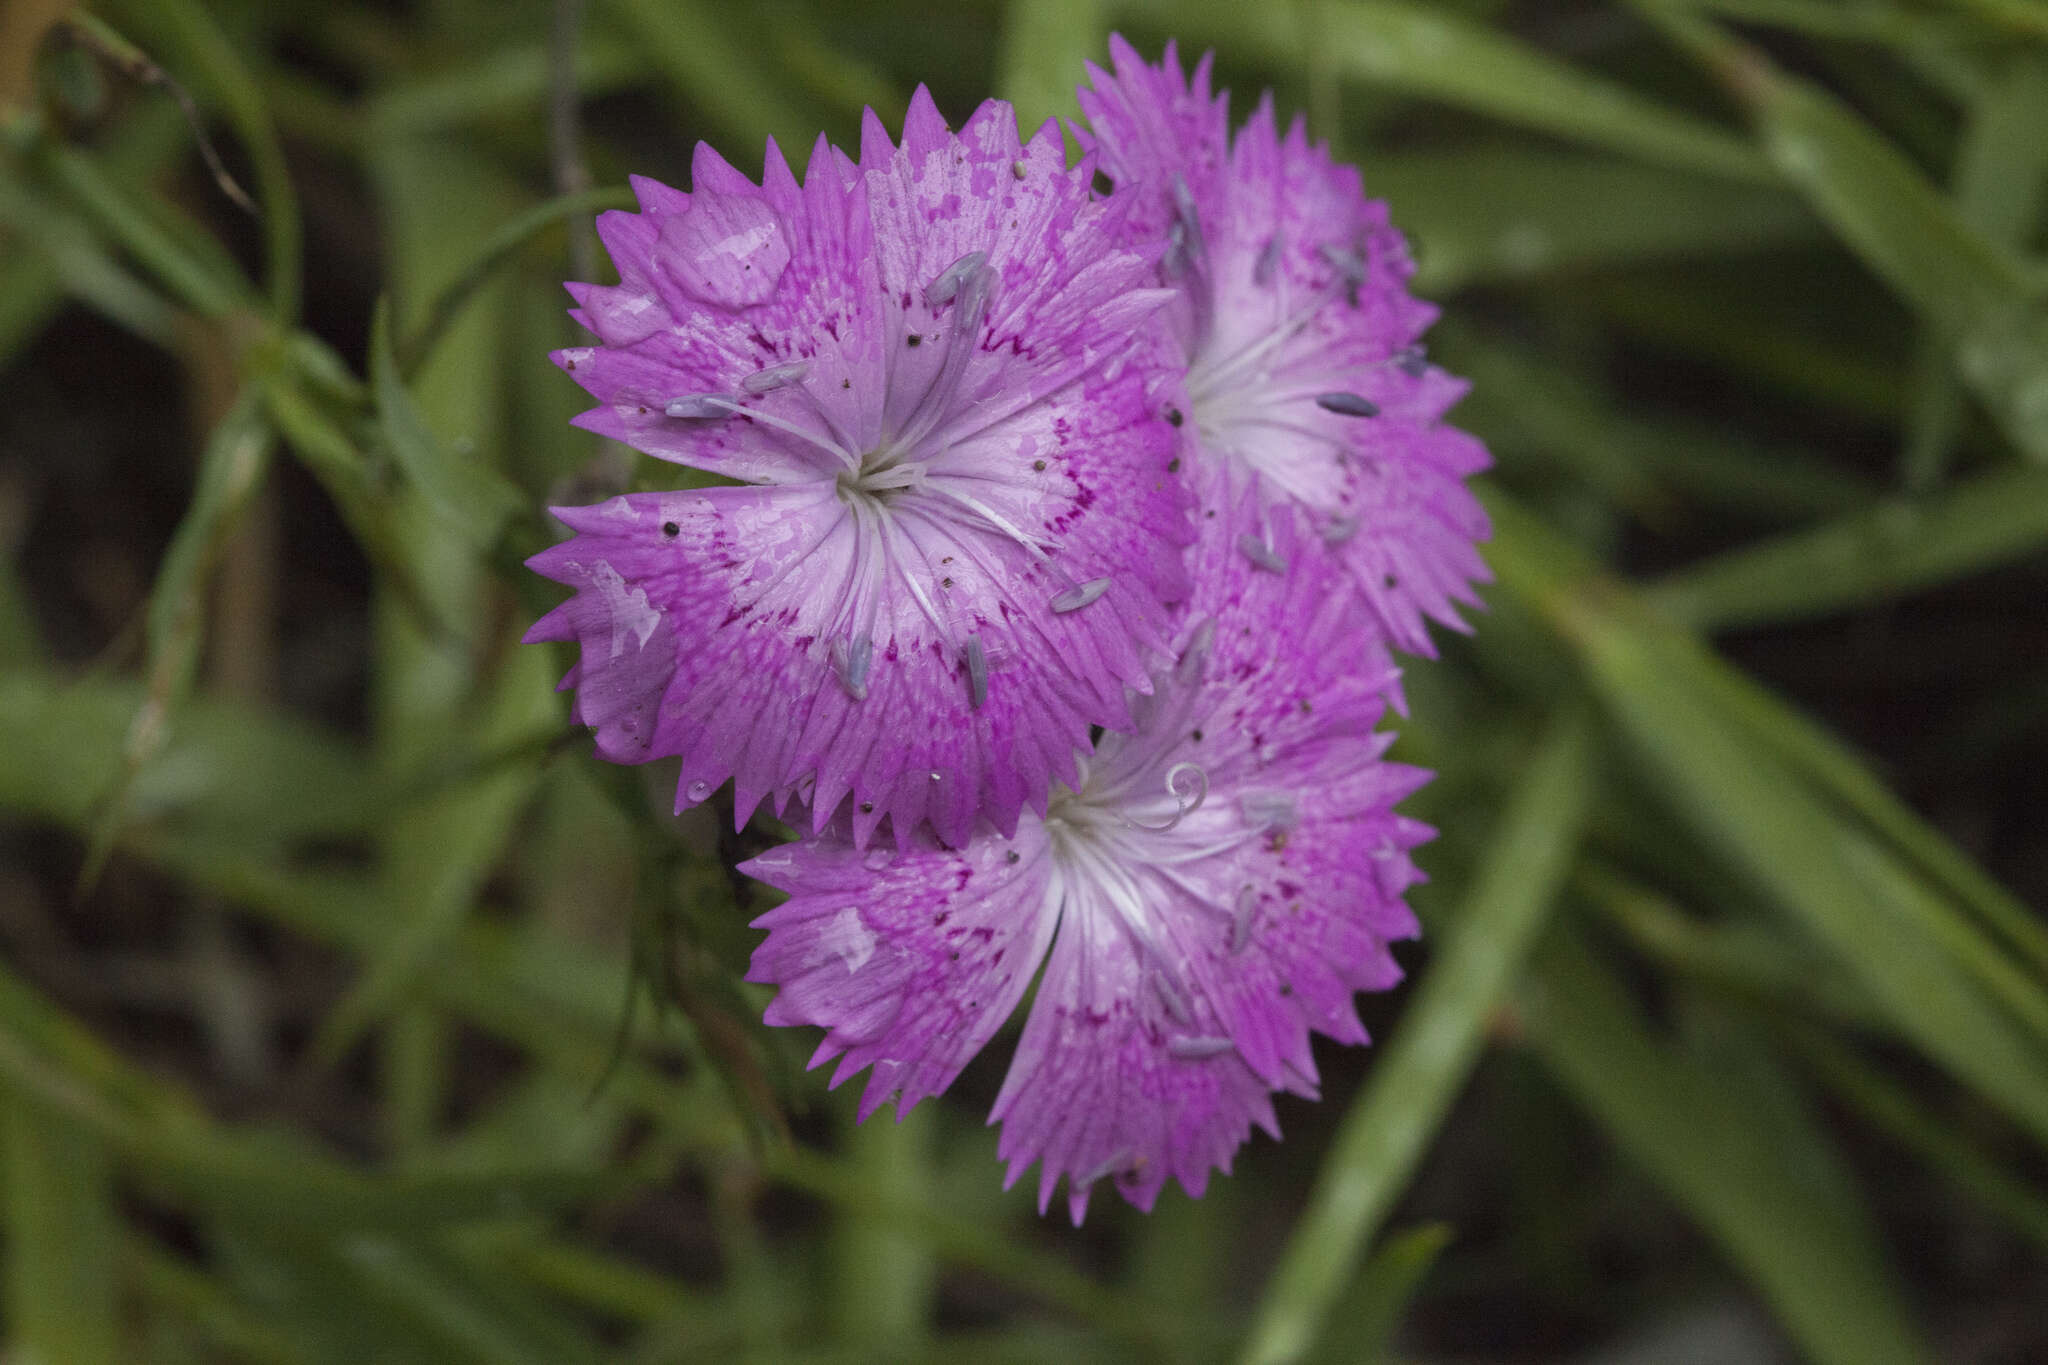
<box><xmin>1230</xmin><ymin>885</ymin><xmax>1258</xmax><ymax>954</ymax></box>
<box><xmin>1236</xmin><ymin>534</ymin><xmax>1287</xmax><ymax>573</ymax></box>
<box><xmin>964</xmin><ymin>635</ymin><xmax>989</xmax><ymax>710</ymax></box>
<box><xmin>1175</xmin><ymin>617</ymin><xmax>1215</xmax><ymax>686</ymax></box>
<box><xmin>1168</xmin><ymin>1036</ymin><xmax>1235</xmax><ymax>1060</ymax></box>
<box><xmin>664</xmin><ymin>393</ymin><xmax>735</xmax><ymax>419</ymax></box>
<box><xmin>1315</xmin><ymin>392</ymin><xmax>1380</xmax><ymax>418</ymax></box>
<box><xmin>924</xmin><ymin>251</ymin><xmax>990</xmax><ymax>308</ymax></box>
<box><xmin>1150</xmin><ymin>973</ymin><xmax>1194</xmax><ymax>1027</ymax></box>
<box><xmin>832</xmin><ymin>635</ymin><xmax>873</xmax><ymax>701</ymax></box>
<box><xmin>1391</xmin><ymin>343</ymin><xmax>1428</xmax><ymax>377</ymax></box>
<box><xmin>1170</xmin><ymin>173</ymin><xmax>1205</xmax><ymax>262</ymax></box>
<box><xmin>1254</xmin><ymin>235</ymin><xmax>1281</xmax><ymax>287</ymax></box>
<box><xmin>1321</xmin><ymin>514</ymin><xmax>1360</xmax><ymax>544</ymax></box>
<box><xmin>1241</xmin><ymin>791</ymin><xmax>1299</xmax><ymax>831</ymax></box>
<box><xmin>1049</xmin><ymin>578</ymin><xmax>1111</xmax><ymax>613</ymax></box>
<box><xmin>740</xmin><ymin>361</ymin><xmax>811</xmax><ymax>394</ymax></box>
<box><xmin>1317</xmin><ymin>242</ymin><xmax>1366</xmax><ymax>285</ymax></box>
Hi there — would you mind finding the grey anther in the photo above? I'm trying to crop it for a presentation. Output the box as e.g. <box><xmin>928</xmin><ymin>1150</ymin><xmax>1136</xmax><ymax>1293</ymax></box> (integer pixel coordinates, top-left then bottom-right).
<box><xmin>1321</xmin><ymin>514</ymin><xmax>1361</xmax><ymax>545</ymax></box>
<box><xmin>924</xmin><ymin>250</ymin><xmax>990</xmax><ymax>308</ymax></box>
<box><xmin>1162</xmin><ymin>219</ymin><xmax>1191</xmax><ymax>281</ymax></box>
<box><xmin>1170</xmin><ymin>173</ymin><xmax>1205</xmax><ymax>261</ymax></box>
<box><xmin>1315</xmin><ymin>391</ymin><xmax>1381</xmax><ymax>418</ymax></box>
<box><xmin>964</xmin><ymin>635</ymin><xmax>989</xmax><ymax>710</ymax></box>
<box><xmin>1253</xmin><ymin>234</ymin><xmax>1282</xmax><ymax>286</ymax></box>
<box><xmin>1168</xmin><ymin>1036</ymin><xmax>1236</xmax><ymax>1060</ymax></box>
<box><xmin>1236</xmin><ymin>534</ymin><xmax>1286</xmax><ymax>574</ymax></box>
<box><xmin>740</xmin><ymin>361</ymin><xmax>811</xmax><ymax>394</ymax></box>
<box><xmin>1174</xmin><ymin>617</ymin><xmax>1216</xmax><ymax>685</ymax></box>
<box><xmin>1049</xmin><ymin>577</ymin><xmax>1112</xmax><ymax>612</ymax></box>
<box><xmin>1391</xmin><ymin>343</ymin><xmax>1428</xmax><ymax>377</ymax></box>
<box><xmin>664</xmin><ymin>393</ymin><xmax>734</xmax><ymax>419</ymax></box>
<box><xmin>1317</xmin><ymin>242</ymin><xmax>1366</xmax><ymax>283</ymax></box>
<box><xmin>832</xmin><ymin>635</ymin><xmax>873</xmax><ymax>701</ymax></box>
<box><xmin>1240</xmin><ymin>791</ymin><xmax>1300</xmax><ymax>831</ymax></box>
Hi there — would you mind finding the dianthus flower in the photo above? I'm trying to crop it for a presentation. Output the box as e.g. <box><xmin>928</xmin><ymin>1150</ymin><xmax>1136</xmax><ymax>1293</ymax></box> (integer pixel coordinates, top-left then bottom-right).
<box><xmin>1077</xmin><ymin>37</ymin><xmax>1491</xmax><ymax>655</ymax></box>
<box><xmin>527</xmin><ymin>90</ymin><xmax>1191</xmax><ymax>847</ymax></box>
<box><xmin>743</xmin><ymin>508</ymin><xmax>1430</xmax><ymax>1221</ymax></box>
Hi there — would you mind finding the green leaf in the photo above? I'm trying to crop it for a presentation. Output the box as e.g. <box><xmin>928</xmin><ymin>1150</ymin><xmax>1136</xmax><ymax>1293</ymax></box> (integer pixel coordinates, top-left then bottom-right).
<box><xmin>996</xmin><ymin>0</ymin><xmax>1106</xmax><ymax>131</ymax></box>
<box><xmin>371</xmin><ymin>296</ymin><xmax>524</xmax><ymax>551</ymax></box>
<box><xmin>1303</xmin><ymin>1223</ymin><xmax>1453</xmax><ymax>1365</ymax></box>
<box><xmin>1239</xmin><ymin>708</ymin><xmax>1596</xmax><ymax>1365</ymax></box>
<box><xmin>1369</xmin><ymin>146</ymin><xmax>1814</xmax><ymax>295</ymax></box>
<box><xmin>1122</xmin><ymin>0</ymin><xmax>1772</xmax><ymax>181</ymax></box>
<box><xmin>1647</xmin><ymin>462</ymin><xmax>2048</xmax><ymax>630</ymax></box>
<box><xmin>82</xmin><ymin>388</ymin><xmax>276</xmax><ymax>887</ymax></box>
<box><xmin>606</xmin><ymin>0</ymin><xmax>826</xmax><ymax>154</ymax></box>
<box><xmin>1522</xmin><ymin>930</ymin><xmax>1933</xmax><ymax>1365</ymax></box>
<box><xmin>394</xmin><ymin>185</ymin><xmax>634</xmax><ymax>379</ymax></box>
<box><xmin>1648</xmin><ymin>12</ymin><xmax>2048</xmax><ymax>462</ymax></box>
<box><xmin>3</xmin><ymin>1090</ymin><xmax>124</xmax><ymax>1365</ymax></box>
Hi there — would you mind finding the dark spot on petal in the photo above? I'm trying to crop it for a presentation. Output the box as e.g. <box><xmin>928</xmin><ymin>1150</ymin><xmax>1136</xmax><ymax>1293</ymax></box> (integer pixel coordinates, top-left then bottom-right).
<box><xmin>906</xmin><ymin>334</ymin><xmax>923</xmax><ymax>348</ymax></box>
<box><xmin>1299</xmin><ymin>699</ymin><xmax>1312</xmax><ymax>713</ymax></box>
<box><xmin>1091</xmin><ymin>169</ymin><xmax>1114</xmax><ymax>196</ymax></box>
<box><xmin>1164</xmin><ymin>405</ymin><xmax>1182</xmax><ymax>427</ymax></box>
<box><xmin>842</xmin><ymin>378</ymin><xmax>851</xmax><ymax>388</ymax></box>
<box><xmin>1191</xmin><ymin>728</ymin><xmax>1203</xmax><ymax>742</ymax></box>
<box><xmin>662</xmin><ymin>522</ymin><xmax>680</xmax><ymax>538</ymax></box>
<box><xmin>1033</xmin><ymin>459</ymin><xmax>1046</xmax><ymax>471</ymax></box>
<box><xmin>1384</xmin><ymin>573</ymin><xmax>1400</xmax><ymax>588</ymax></box>
<box><xmin>941</xmin><ymin>577</ymin><xmax>953</xmax><ymax>588</ymax></box>
<box><xmin>859</xmin><ymin>801</ymin><xmax>874</xmax><ymax>813</ymax></box>
<box><xmin>1167</xmin><ymin>457</ymin><xmax>1180</xmax><ymax>473</ymax></box>
<box><xmin>565</xmin><ymin>359</ymin><xmax>577</xmax><ymax>370</ymax></box>
<box><xmin>1005</xmin><ymin>850</ymin><xmax>1020</xmax><ymax>864</ymax></box>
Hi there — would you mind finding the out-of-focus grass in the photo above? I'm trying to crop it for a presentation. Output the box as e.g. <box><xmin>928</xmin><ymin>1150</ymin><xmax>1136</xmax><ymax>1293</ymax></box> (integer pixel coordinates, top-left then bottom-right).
<box><xmin>2</xmin><ymin>0</ymin><xmax>2046</xmax><ymax>1361</ymax></box>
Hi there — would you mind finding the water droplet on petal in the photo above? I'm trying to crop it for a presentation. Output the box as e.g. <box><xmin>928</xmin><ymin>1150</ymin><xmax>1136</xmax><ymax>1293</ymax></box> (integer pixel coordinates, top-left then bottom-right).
<box><xmin>685</xmin><ymin>780</ymin><xmax>712</xmax><ymax>802</ymax></box>
<box><xmin>863</xmin><ymin>849</ymin><xmax>893</xmax><ymax>871</ymax></box>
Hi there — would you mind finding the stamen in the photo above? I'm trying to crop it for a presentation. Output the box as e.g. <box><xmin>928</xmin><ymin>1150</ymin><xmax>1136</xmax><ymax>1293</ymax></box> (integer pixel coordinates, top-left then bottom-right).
<box><xmin>1150</xmin><ymin>972</ymin><xmax>1194</xmax><ymax>1027</ymax></box>
<box><xmin>1049</xmin><ymin>578</ymin><xmax>1111</xmax><ymax>613</ymax></box>
<box><xmin>1391</xmin><ymin>343</ymin><xmax>1428</xmax><ymax>377</ymax></box>
<box><xmin>924</xmin><ymin>251</ymin><xmax>989</xmax><ymax>307</ymax></box>
<box><xmin>1174</xmin><ymin>617</ymin><xmax>1215</xmax><ymax>686</ymax></box>
<box><xmin>1236</xmin><ymin>534</ymin><xmax>1287</xmax><ymax>574</ymax></box>
<box><xmin>1171</xmin><ymin>173</ymin><xmax>1205</xmax><ymax>263</ymax></box>
<box><xmin>1317</xmin><ymin>242</ymin><xmax>1366</xmax><ymax>291</ymax></box>
<box><xmin>1240</xmin><ymin>791</ymin><xmax>1299</xmax><ymax>831</ymax></box>
<box><xmin>1321</xmin><ymin>514</ymin><xmax>1360</xmax><ymax>544</ymax></box>
<box><xmin>1315</xmin><ymin>391</ymin><xmax>1380</xmax><ymax>418</ymax></box>
<box><xmin>1168</xmin><ymin>1035</ymin><xmax>1235</xmax><ymax>1060</ymax></box>
<box><xmin>964</xmin><ymin>635</ymin><xmax>989</xmax><ymax>710</ymax></box>
<box><xmin>664</xmin><ymin>393</ymin><xmax>734</xmax><ymax>419</ymax></box>
<box><xmin>832</xmin><ymin>635</ymin><xmax>873</xmax><ymax>701</ymax></box>
<box><xmin>1253</xmin><ymin>234</ymin><xmax>1281</xmax><ymax>286</ymax></box>
<box><xmin>1231</xmin><ymin>885</ymin><xmax>1258</xmax><ymax>953</ymax></box>
<box><xmin>741</xmin><ymin>360</ymin><xmax>811</xmax><ymax>394</ymax></box>
<box><xmin>1161</xmin><ymin>219</ymin><xmax>1191</xmax><ymax>282</ymax></box>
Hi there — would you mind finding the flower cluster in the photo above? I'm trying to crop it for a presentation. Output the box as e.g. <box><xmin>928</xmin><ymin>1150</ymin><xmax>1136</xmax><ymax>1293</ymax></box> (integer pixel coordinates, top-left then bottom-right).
<box><xmin>528</xmin><ymin>37</ymin><xmax>1488</xmax><ymax>1221</ymax></box>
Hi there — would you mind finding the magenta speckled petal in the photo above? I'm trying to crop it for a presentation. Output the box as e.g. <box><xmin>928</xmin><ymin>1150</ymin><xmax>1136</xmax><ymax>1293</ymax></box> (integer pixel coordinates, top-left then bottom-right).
<box><xmin>743</xmin><ymin>512</ymin><xmax>1430</xmax><ymax>1221</ymax></box>
<box><xmin>1078</xmin><ymin>36</ymin><xmax>1492</xmax><ymax>656</ymax></box>
<box><xmin>532</xmin><ymin>92</ymin><xmax>1195</xmax><ymax>845</ymax></box>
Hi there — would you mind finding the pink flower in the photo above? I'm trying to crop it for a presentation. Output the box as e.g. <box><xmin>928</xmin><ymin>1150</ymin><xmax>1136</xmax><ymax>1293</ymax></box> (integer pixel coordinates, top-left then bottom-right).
<box><xmin>743</xmin><ymin>511</ymin><xmax>1429</xmax><ymax>1222</ymax></box>
<box><xmin>527</xmin><ymin>90</ymin><xmax>1192</xmax><ymax>847</ymax></box>
<box><xmin>1077</xmin><ymin>36</ymin><xmax>1492</xmax><ymax>656</ymax></box>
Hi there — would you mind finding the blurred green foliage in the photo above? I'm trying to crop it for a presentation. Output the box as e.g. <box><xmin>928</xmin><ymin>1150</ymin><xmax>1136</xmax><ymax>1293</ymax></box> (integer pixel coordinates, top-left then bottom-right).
<box><xmin>2</xmin><ymin>0</ymin><xmax>2047</xmax><ymax>1360</ymax></box>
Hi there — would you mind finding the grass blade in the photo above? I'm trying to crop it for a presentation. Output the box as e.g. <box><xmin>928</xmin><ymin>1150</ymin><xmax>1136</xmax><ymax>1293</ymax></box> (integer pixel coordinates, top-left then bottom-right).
<box><xmin>1522</xmin><ymin>930</ymin><xmax>1933</xmax><ymax>1365</ymax></box>
<box><xmin>1239</xmin><ymin>708</ymin><xmax>1596</xmax><ymax>1365</ymax></box>
<box><xmin>1123</xmin><ymin>0</ymin><xmax>1771</xmax><ymax>181</ymax></box>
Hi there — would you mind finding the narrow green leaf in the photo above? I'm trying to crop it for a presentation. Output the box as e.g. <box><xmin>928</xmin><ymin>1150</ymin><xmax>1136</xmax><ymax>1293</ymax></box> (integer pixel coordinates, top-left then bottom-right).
<box><xmin>105</xmin><ymin>0</ymin><xmax>302</xmax><ymax>321</ymax></box>
<box><xmin>1647</xmin><ymin>462</ymin><xmax>2048</xmax><ymax>630</ymax></box>
<box><xmin>1239</xmin><ymin>708</ymin><xmax>1596</xmax><ymax>1365</ymax></box>
<box><xmin>996</xmin><ymin>0</ymin><xmax>1105</xmax><ymax>131</ymax></box>
<box><xmin>1522</xmin><ymin>930</ymin><xmax>1933</xmax><ymax>1365</ymax></box>
<box><xmin>3</xmin><ymin>1090</ymin><xmax>124</xmax><ymax>1365</ymax></box>
<box><xmin>606</xmin><ymin>0</ymin><xmax>823</xmax><ymax>154</ymax></box>
<box><xmin>1122</xmin><ymin>0</ymin><xmax>1772</xmax><ymax>181</ymax></box>
<box><xmin>83</xmin><ymin>388</ymin><xmax>275</xmax><ymax>886</ymax></box>
<box><xmin>1369</xmin><ymin>147</ymin><xmax>1813</xmax><ymax>295</ymax></box>
<box><xmin>395</xmin><ymin>186</ymin><xmax>634</xmax><ymax>379</ymax></box>
<box><xmin>1646</xmin><ymin>11</ymin><xmax>2048</xmax><ymax>462</ymax></box>
<box><xmin>1904</xmin><ymin>53</ymin><xmax>2048</xmax><ymax>489</ymax></box>
<box><xmin>371</xmin><ymin>297</ymin><xmax>523</xmax><ymax>550</ymax></box>
<box><xmin>1303</xmin><ymin>1223</ymin><xmax>1453</xmax><ymax>1365</ymax></box>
